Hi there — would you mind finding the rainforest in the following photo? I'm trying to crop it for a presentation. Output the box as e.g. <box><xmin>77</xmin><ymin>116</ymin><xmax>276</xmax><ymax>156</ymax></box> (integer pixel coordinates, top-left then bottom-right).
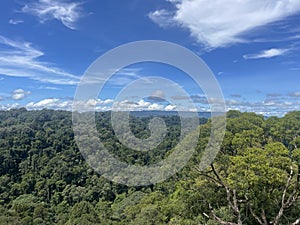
<box><xmin>0</xmin><ymin>108</ymin><xmax>299</xmax><ymax>225</ymax></box>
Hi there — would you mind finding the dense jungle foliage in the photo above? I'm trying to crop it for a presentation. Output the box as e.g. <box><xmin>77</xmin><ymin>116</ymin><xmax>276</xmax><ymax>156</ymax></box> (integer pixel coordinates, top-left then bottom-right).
<box><xmin>0</xmin><ymin>108</ymin><xmax>299</xmax><ymax>225</ymax></box>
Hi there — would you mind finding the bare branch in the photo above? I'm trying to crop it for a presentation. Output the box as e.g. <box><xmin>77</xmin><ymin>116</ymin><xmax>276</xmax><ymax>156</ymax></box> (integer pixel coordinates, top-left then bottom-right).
<box><xmin>209</xmin><ymin>204</ymin><xmax>239</xmax><ymax>225</ymax></box>
<box><xmin>233</xmin><ymin>189</ymin><xmax>243</xmax><ymax>225</ymax></box>
<box><xmin>203</xmin><ymin>164</ymin><xmax>243</xmax><ymax>225</ymax></box>
<box><xmin>261</xmin><ymin>209</ymin><xmax>268</xmax><ymax>225</ymax></box>
<box><xmin>197</xmin><ymin>170</ymin><xmax>223</xmax><ymax>187</ymax></box>
<box><xmin>272</xmin><ymin>166</ymin><xmax>299</xmax><ymax>225</ymax></box>
<box><xmin>290</xmin><ymin>218</ymin><xmax>300</xmax><ymax>225</ymax></box>
<box><xmin>211</xmin><ymin>164</ymin><xmax>226</xmax><ymax>187</ymax></box>
<box><xmin>249</xmin><ymin>206</ymin><xmax>264</xmax><ymax>225</ymax></box>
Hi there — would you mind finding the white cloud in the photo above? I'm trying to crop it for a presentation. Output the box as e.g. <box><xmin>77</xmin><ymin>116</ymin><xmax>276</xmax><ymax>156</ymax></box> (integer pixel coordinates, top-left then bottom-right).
<box><xmin>22</xmin><ymin>0</ymin><xmax>83</xmax><ymax>29</ymax></box>
<box><xmin>0</xmin><ymin>103</ymin><xmax>20</xmax><ymax>110</ymax></box>
<box><xmin>148</xmin><ymin>9</ymin><xmax>174</xmax><ymax>27</ymax></box>
<box><xmin>149</xmin><ymin>0</ymin><xmax>300</xmax><ymax>48</ymax></box>
<box><xmin>27</xmin><ymin>98</ymin><xmax>114</xmax><ymax>110</ymax></box>
<box><xmin>243</xmin><ymin>48</ymin><xmax>290</xmax><ymax>59</ymax></box>
<box><xmin>148</xmin><ymin>103</ymin><xmax>164</xmax><ymax>110</ymax></box>
<box><xmin>38</xmin><ymin>86</ymin><xmax>61</xmax><ymax>90</ymax></box>
<box><xmin>83</xmin><ymin>98</ymin><xmax>113</xmax><ymax>108</ymax></box>
<box><xmin>9</xmin><ymin>19</ymin><xmax>24</xmax><ymax>25</ymax></box>
<box><xmin>27</xmin><ymin>98</ymin><xmax>60</xmax><ymax>108</ymax></box>
<box><xmin>102</xmin><ymin>99</ymin><xmax>114</xmax><ymax>104</ymax></box>
<box><xmin>3</xmin><ymin>94</ymin><xmax>300</xmax><ymax>116</ymax></box>
<box><xmin>165</xmin><ymin>105</ymin><xmax>176</xmax><ymax>111</ymax></box>
<box><xmin>0</xmin><ymin>35</ymin><xmax>80</xmax><ymax>85</ymax></box>
<box><xmin>12</xmin><ymin>89</ymin><xmax>31</xmax><ymax>100</ymax></box>
<box><xmin>112</xmin><ymin>99</ymin><xmax>166</xmax><ymax>111</ymax></box>
<box><xmin>25</xmin><ymin>98</ymin><xmax>166</xmax><ymax>111</ymax></box>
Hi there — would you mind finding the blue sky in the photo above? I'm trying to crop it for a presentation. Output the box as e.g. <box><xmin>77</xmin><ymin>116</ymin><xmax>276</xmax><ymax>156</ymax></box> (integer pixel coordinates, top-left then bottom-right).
<box><xmin>0</xmin><ymin>0</ymin><xmax>300</xmax><ymax>116</ymax></box>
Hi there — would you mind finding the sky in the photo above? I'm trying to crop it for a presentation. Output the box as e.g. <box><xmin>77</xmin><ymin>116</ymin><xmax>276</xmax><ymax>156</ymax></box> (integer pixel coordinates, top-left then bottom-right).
<box><xmin>0</xmin><ymin>0</ymin><xmax>300</xmax><ymax>116</ymax></box>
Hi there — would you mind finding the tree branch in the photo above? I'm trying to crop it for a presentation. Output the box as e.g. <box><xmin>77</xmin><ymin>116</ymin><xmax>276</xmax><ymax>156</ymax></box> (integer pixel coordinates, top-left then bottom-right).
<box><xmin>290</xmin><ymin>218</ymin><xmax>300</xmax><ymax>225</ymax></box>
<box><xmin>261</xmin><ymin>209</ymin><xmax>268</xmax><ymax>225</ymax></box>
<box><xmin>272</xmin><ymin>166</ymin><xmax>298</xmax><ymax>225</ymax></box>
<box><xmin>204</xmin><ymin>164</ymin><xmax>243</xmax><ymax>225</ymax></box>
<box><xmin>209</xmin><ymin>204</ymin><xmax>239</xmax><ymax>225</ymax></box>
<box><xmin>249</xmin><ymin>206</ymin><xmax>264</xmax><ymax>225</ymax></box>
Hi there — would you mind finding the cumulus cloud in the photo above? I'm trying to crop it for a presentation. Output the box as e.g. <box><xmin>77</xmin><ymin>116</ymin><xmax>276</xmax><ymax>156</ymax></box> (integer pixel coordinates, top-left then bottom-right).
<box><xmin>27</xmin><ymin>98</ymin><xmax>60</xmax><ymax>108</ymax></box>
<box><xmin>22</xmin><ymin>0</ymin><xmax>83</xmax><ymax>29</ymax></box>
<box><xmin>27</xmin><ymin>98</ymin><xmax>114</xmax><ymax>110</ymax></box>
<box><xmin>12</xmin><ymin>89</ymin><xmax>31</xmax><ymax>100</ymax></box>
<box><xmin>0</xmin><ymin>103</ymin><xmax>20</xmax><ymax>111</ymax></box>
<box><xmin>243</xmin><ymin>48</ymin><xmax>290</xmax><ymax>59</ymax></box>
<box><xmin>0</xmin><ymin>35</ymin><xmax>80</xmax><ymax>85</ymax></box>
<box><xmin>148</xmin><ymin>103</ymin><xmax>164</xmax><ymax>110</ymax></box>
<box><xmin>149</xmin><ymin>0</ymin><xmax>300</xmax><ymax>48</ymax></box>
<box><xmin>165</xmin><ymin>105</ymin><xmax>176</xmax><ymax>111</ymax></box>
<box><xmin>2</xmin><ymin>94</ymin><xmax>300</xmax><ymax>116</ymax></box>
<box><xmin>112</xmin><ymin>99</ymin><xmax>166</xmax><ymax>111</ymax></box>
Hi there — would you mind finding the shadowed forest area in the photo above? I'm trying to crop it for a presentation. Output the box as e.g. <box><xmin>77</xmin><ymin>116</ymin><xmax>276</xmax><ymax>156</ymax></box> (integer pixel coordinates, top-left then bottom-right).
<box><xmin>0</xmin><ymin>108</ymin><xmax>299</xmax><ymax>225</ymax></box>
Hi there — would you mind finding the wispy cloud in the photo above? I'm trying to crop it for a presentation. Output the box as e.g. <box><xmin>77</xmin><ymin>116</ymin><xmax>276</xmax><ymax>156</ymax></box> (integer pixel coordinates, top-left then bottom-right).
<box><xmin>22</xmin><ymin>0</ymin><xmax>84</xmax><ymax>29</ymax></box>
<box><xmin>289</xmin><ymin>67</ymin><xmax>300</xmax><ymax>70</ymax></box>
<box><xmin>9</xmin><ymin>19</ymin><xmax>24</xmax><ymax>25</ymax></box>
<box><xmin>108</xmin><ymin>68</ymin><xmax>143</xmax><ymax>86</ymax></box>
<box><xmin>149</xmin><ymin>0</ymin><xmax>300</xmax><ymax>49</ymax></box>
<box><xmin>243</xmin><ymin>48</ymin><xmax>290</xmax><ymax>59</ymax></box>
<box><xmin>230</xmin><ymin>94</ymin><xmax>242</xmax><ymax>98</ymax></box>
<box><xmin>79</xmin><ymin>68</ymin><xmax>144</xmax><ymax>86</ymax></box>
<box><xmin>148</xmin><ymin>9</ymin><xmax>175</xmax><ymax>28</ymax></box>
<box><xmin>145</xmin><ymin>90</ymin><xmax>166</xmax><ymax>102</ymax></box>
<box><xmin>38</xmin><ymin>86</ymin><xmax>62</xmax><ymax>90</ymax></box>
<box><xmin>0</xmin><ymin>35</ymin><xmax>80</xmax><ymax>85</ymax></box>
<box><xmin>288</xmin><ymin>91</ymin><xmax>300</xmax><ymax>97</ymax></box>
<box><xmin>11</xmin><ymin>89</ymin><xmax>31</xmax><ymax>100</ymax></box>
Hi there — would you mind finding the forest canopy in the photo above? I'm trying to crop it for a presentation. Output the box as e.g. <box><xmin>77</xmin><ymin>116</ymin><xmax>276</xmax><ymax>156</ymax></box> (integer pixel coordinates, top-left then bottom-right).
<box><xmin>0</xmin><ymin>108</ymin><xmax>299</xmax><ymax>225</ymax></box>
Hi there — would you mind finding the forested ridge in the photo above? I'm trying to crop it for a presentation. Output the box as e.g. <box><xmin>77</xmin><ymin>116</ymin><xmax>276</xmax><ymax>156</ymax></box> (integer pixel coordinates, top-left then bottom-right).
<box><xmin>0</xmin><ymin>108</ymin><xmax>299</xmax><ymax>225</ymax></box>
